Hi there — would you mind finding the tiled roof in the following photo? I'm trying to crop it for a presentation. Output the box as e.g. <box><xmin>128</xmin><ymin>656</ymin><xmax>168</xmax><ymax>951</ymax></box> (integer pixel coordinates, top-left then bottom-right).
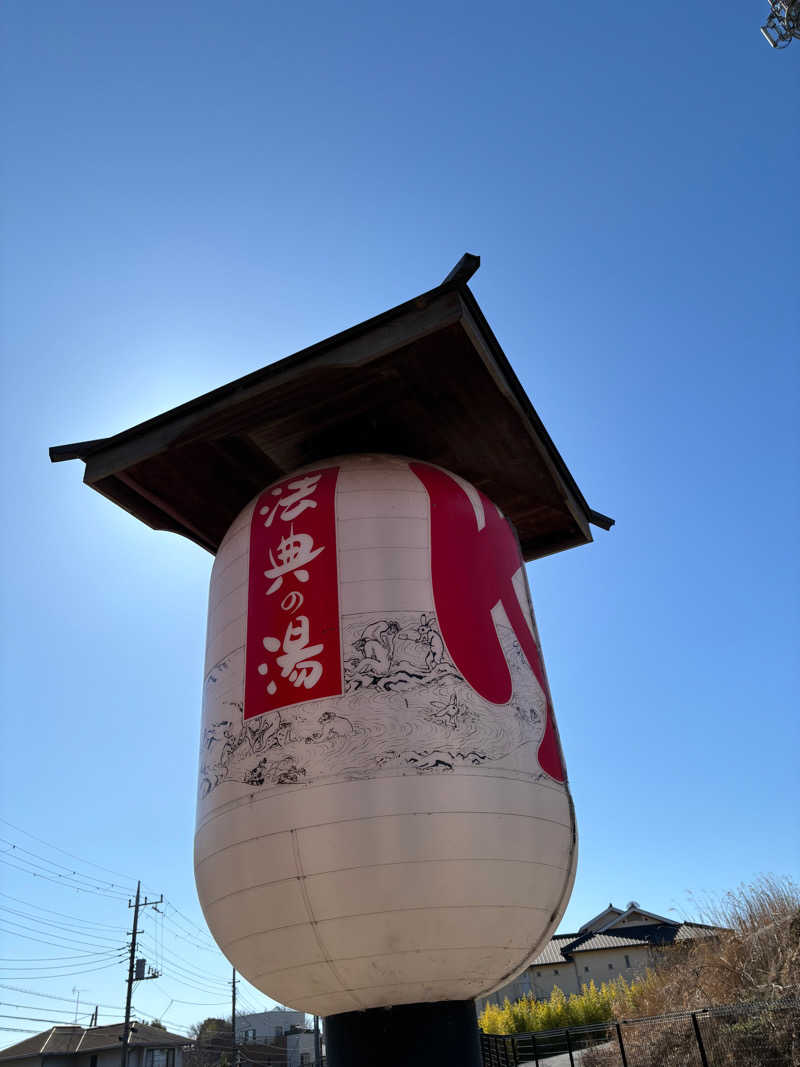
<box><xmin>530</xmin><ymin>934</ymin><xmax>578</xmax><ymax>966</ymax></box>
<box><xmin>0</xmin><ymin>1024</ymin><xmax>189</xmax><ymax>1061</ymax></box>
<box><xmin>530</xmin><ymin>923</ymin><xmax>718</xmax><ymax>967</ymax></box>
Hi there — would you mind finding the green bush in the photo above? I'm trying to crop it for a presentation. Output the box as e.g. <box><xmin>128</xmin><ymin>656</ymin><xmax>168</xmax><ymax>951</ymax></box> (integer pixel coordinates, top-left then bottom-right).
<box><xmin>478</xmin><ymin>976</ymin><xmax>648</xmax><ymax>1035</ymax></box>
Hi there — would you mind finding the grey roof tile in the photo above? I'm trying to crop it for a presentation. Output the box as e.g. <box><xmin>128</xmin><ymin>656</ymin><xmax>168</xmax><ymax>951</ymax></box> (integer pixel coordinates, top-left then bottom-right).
<box><xmin>529</xmin><ymin>923</ymin><xmax>719</xmax><ymax>967</ymax></box>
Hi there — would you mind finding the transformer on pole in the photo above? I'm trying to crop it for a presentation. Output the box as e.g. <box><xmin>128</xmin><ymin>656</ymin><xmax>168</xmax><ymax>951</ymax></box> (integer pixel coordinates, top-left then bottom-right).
<box><xmin>761</xmin><ymin>1</ymin><xmax>799</xmax><ymax>47</ymax></box>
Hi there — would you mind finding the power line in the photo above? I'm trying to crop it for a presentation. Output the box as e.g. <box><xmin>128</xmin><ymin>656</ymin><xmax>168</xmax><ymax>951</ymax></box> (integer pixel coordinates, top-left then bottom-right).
<box><xmin>0</xmin><ymin>892</ymin><xmax>126</xmax><ymax>932</ymax></box>
<box><xmin>0</xmin><ymin>820</ymin><xmax>139</xmax><ymax>888</ymax></box>
<box><xmin>0</xmin><ymin>960</ymin><xmax>120</xmax><ymax>968</ymax></box>
<box><xmin>154</xmin><ymin>989</ymin><xmax>230</xmax><ymax>1008</ymax></box>
<box><xmin>0</xmin><ymin>984</ymin><xmax>128</xmax><ymax>1013</ymax></box>
<box><xmin>0</xmin><ymin>960</ymin><xmax>124</xmax><ymax>973</ymax></box>
<box><xmin>0</xmin><ymin>857</ymin><xmax>129</xmax><ymax>900</ymax></box>
<box><xmin>0</xmin><ymin>837</ymin><xmax>126</xmax><ymax>885</ymax></box>
<box><xmin>0</xmin><ymin>1013</ymin><xmax>94</xmax><ymax>1025</ymax></box>
<box><xmin>161</xmin><ymin>902</ymin><xmax>217</xmax><ymax>946</ymax></box>
<box><xmin>137</xmin><ymin>933</ymin><xmax>228</xmax><ymax>981</ymax></box>
<box><xmin>0</xmin><ymin>960</ymin><xmax>126</xmax><ymax>981</ymax></box>
<box><xmin>0</xmin><ymin>920</ymin><xmax>125</xmax><ymax>953</ymax></box>
<box><xmin>136</xmin><ymin>938</ymin><xmax>230</xmax><ymax>994</ymax></box>
<box><xmin>0</xmin><ymin>905</ymin><xmax>127</xmax><ymax>945</ymax></box>
<box><xmin>0</xmin><ymin>844</ymin><xmax>131</xmax><ymax>898</ymax></box>
<box><xmin>0</xmin><ymin>1002</ymin><xmax>105</xmax><ymax>1017</ymax></box>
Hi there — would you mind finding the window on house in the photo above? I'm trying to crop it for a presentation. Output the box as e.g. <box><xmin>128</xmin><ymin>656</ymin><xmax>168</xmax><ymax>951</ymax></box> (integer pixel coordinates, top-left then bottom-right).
<box><xmin>584</xmin><ymin>966</ymin><xmax>589</xmax><ymax>972</ymax></box>
<box><xmin>608</xmin><ymin>964</ymin><xmax>614</xmax><ymax>970</ymax></box>
<box><xmin>145</xmin><ymin>1049</ymin><xmax>174</xmax><ymax>1067</ymax></box>
<box><xmin>625</xmin><ymin>955</ymin><xmax>631</xmax><ymax>968</ymax></box>
<box><xmin>553</xmin><ymin>969</ymin><xmax>559</xmax><ymax>974</ymax></box>
<box><xmin>273</xmin><ymin>1026</ymin><xmax>283</xmax><ymax>1038</ymax></box>
<box><xmin>243</xmin><ymin>1029</ymin><xmax>256</xmax><ymax>1042</ymax></box>
<box><xmin>536</xmin><ymin>971</ymin><xmax>541</xmax><ymax>976</ymax></box>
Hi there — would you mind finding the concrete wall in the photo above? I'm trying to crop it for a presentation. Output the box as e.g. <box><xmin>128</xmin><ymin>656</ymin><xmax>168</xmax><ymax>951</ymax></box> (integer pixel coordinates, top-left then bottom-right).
<box><xmin>529</xmin><ymin>961</ymin><xmax>580</xmax><ymax>999</ymax></box>
<box><xmin>477</xmin><ymin>944</ymin><xmax>656</xmax><ymax>1013</ymax></box>
<box><xmin>573</xmin><ymin>946</ymin><xmax>651</xmax><ymax>985</ymax></box>
<box><xmin>476</xmin><ymin>960</ymin><xmax>580</xmax><ymax>1014</ymax></box>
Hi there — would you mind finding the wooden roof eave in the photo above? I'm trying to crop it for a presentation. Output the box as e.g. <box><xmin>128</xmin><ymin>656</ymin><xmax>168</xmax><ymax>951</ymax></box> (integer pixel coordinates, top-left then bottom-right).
<box><xmin>50</xmin><ymin>263</ymin><xmax>613</xmax><ymax>560</ymax></box>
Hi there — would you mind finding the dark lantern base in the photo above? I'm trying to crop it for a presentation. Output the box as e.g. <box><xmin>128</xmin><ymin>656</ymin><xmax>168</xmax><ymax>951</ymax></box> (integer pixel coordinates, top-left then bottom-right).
<box><xmin>324</xmin><ymin>998</ymin><xmax>482</xmax><ymax>1067</ymax></box>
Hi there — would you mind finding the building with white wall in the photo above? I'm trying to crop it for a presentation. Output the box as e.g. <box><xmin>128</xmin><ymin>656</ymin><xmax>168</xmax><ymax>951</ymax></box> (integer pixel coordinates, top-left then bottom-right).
<box><xmin>477</xmin><ymin>901</ymin><xmax>718</xmax><ymax>1012</ymax></box>
<box><xmin>284</xmin><ymin>1032</ymin><xmax>318</xmax><ymax>1067</ymax></box>
<box><xmin>237</xmin><ymin>1009</ymin><xmax>305</xmax><ymax>1044</ymax></box>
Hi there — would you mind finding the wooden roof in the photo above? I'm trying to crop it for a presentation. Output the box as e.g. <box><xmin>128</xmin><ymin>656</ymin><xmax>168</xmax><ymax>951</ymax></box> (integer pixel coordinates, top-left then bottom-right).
<box><xmin>50</xmin><ymin>255</ymin><xmax>612</xmax><ymax>561</ymax></box>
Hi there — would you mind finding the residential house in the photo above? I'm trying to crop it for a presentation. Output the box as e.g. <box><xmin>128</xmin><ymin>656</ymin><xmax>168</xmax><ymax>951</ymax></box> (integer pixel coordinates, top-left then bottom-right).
<box><xmin>0</xmin><ymin>1024</ymin><xmax>188</xmax><ymax>1067</ymax></box>
<box><xmin>477</xmin><ymin>901</ymin><xmax>719</xmax><ymax>1012</ymax></box>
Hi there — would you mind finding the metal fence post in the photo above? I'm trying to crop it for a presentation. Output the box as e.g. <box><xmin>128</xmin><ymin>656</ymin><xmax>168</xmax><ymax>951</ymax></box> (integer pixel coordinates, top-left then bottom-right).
<box><xmin>691</xmin><ymin>1012</ymin><xmax>710</xmax><ymax>1067</ymax></box>
<box><xmin>531</xmin><ymin>1031</ymin><xmax>539</xmax><ymax>1067</ymax></box>
<box><xmin>615</xmin><ymin>1023</ymin><xmax>629</xmax><ymax>1067</ymax></box>
<box><xmin>564</xmin><ymin>1029</ymin><xmax>575</xmax><ymax>1067</ymax></box>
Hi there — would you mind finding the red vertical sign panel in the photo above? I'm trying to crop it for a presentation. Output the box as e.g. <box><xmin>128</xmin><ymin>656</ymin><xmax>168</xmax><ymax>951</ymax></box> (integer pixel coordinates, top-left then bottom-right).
<box><xmin>244</xmin><ymin>467</ymin><xmax>341</xmax><ymax>720</ymax></box>
<box><xmin>409</xmin><ymin>461</ymin><xmax>566</xmax><ymax>782</ymax></box>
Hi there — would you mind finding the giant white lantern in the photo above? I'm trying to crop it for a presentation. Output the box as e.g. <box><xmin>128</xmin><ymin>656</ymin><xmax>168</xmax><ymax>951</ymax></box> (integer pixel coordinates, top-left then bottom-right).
<box><xmin>195</xmin><ymin>454</ymin><xmax>577</xmax><ymax>1017</ymax></box>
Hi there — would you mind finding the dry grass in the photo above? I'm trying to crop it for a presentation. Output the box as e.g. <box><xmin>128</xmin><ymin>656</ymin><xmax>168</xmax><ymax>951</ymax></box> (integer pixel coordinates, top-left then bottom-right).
<box><xmin>631</xmin><ymin>875</ymin><xmax>799</xmax><ymax>1015</ymax></box>
<box><xmin>581</xmin><ymin>875</ymin><xmax>800</xmax><ymax>1066</ymax></box>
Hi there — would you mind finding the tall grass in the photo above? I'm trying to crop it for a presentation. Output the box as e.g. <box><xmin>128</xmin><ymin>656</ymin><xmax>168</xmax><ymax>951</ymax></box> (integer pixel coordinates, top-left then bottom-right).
<box><xmin>629</xmin><ymin>874</ymin><xmax>799</xmax><ymax>1015</ymax></box>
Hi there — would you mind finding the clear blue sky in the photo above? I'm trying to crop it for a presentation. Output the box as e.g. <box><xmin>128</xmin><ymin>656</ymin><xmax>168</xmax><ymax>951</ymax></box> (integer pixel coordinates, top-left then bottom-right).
<box><xmin>1</xmin><ymin>0</ymin><xmax>797</xmax><ymax>1045</ymax></box>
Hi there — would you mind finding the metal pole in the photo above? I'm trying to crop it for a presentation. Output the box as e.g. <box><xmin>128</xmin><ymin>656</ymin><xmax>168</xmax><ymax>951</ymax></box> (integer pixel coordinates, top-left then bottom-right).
<box><xmin>531</xmin><ymin>1031</ymin><xmax>539</xmax><ymax>1067</ymax></box>
<box><xmin>231</xmin><ymin>969</ymin><xmax>237</xmax><ymax>1067</ymax></box>
<box><xmin>691</xmin><ymin>1012</ymin><xmax>710</xmax><ymax>1067</ymax></box>
<box><xmin>121</xmin><ymin>881</ymin><xmax>141</xmax><ymax>1067</ymax></box>
<box><xmin>615</xmin><ymin>1023</ymin><xmax>629</xmax><ymax>1067</ymax></box>
<box><xmin>565</xmin><ymin>1028</ymin><xmax>575</xmax><ymax>1067</ymax></box>
<box><xmin>313</xmin><ymin>1015</ymin><xmax>321</xmax><ymax>1066</ymax></box>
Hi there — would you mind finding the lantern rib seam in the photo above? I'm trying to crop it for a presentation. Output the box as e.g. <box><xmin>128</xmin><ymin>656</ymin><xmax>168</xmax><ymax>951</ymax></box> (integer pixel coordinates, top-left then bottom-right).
<box><xmin>220</xmin><ymin>902</ymin><xmax>553</xmax><ymax>951</ymax></box>
<box><xmin>202</xmin><ymin>855</ymin><xmax>570</xmax><ymax>909</ymax></box>
<box><xmin>288</xmin><ymin>828</ymin><xmax>365</xmax><ymax>1011</ymax></box>
<box><xmin>195</xmin><ymin>808</ymin><xmax>572</xmax><ymax>865</ymax></box>
<box><xmin>247</xmin><ymin>942</ymin><xmax>562</xmax><ymax>982</ymax></box>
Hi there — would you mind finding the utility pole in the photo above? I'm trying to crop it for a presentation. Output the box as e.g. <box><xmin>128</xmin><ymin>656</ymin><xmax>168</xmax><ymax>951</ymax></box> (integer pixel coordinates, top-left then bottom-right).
<box><xmin>230</xmin><ymin>969</ymin><xmax>239</xmax><ymax>1067</ymax></box>
<box><xmin>121</xmin><ymin>881</ymin><xmax>163</xmax><ymax>1067</ymax></box>
<box><xmin>313</xmin><ymin>1015</ymin><xmax>321</xmax><ymax>1066</ymax></box>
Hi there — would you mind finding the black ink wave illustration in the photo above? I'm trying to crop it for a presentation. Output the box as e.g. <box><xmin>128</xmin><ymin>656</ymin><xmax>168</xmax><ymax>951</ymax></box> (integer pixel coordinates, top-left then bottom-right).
<box><xmin>199</xmin><ymin>611</ymin><xmax>546</xmax><ymax>798</ymax></box>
